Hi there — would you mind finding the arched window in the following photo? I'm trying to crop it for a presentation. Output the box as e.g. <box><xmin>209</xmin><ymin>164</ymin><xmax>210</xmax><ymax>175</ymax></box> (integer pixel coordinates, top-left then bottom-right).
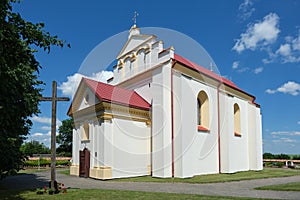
<box><xmin>82</xmin><ymin>123</ymin><xmax>89</xmax><ymax>141</ymax></box>
<box><xmin>124</xmin><ymin>57</ymin><xmax>131</xmax><ymax>78</ymax></box>
<box><xmin>197</xmin><ymin>91</ymin><xmax>209</xmax><ymax>132</ymax></box>
<box><xmin>137</xmin><ymin>49</ymin><xmax>145</xmax><ymax>72</ymax></box>
<box><xmin>234</xmin><ymin>103</ymin><xmax>241</xmax><ymax>137</ymax></box>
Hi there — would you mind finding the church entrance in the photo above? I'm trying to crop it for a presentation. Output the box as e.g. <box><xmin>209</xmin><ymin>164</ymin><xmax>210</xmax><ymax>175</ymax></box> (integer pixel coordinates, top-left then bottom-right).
<box><xmin>79</xmin><ymin>148</ymin><xmax>90</xmax><ymax>177</ymax></box>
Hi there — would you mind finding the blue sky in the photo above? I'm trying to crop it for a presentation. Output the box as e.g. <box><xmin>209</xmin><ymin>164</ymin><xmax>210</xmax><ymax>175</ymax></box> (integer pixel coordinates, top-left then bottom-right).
<box><xmin>13</xmin><ymin>0</ymin><xmax>300</xmax><ymax>154</ymax></box>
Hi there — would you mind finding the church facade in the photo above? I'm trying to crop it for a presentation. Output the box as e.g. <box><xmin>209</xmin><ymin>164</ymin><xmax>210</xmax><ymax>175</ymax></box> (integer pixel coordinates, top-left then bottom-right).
<box><xmin>68</xmin><ymin>26</ymin><xmax>263</xmax><ymax>179</ymax></box>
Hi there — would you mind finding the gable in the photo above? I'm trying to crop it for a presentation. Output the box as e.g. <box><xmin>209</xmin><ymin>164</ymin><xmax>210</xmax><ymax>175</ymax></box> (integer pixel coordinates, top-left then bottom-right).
<box><xmin>66</xmin><ymin>79</ymin><xmax>100</xmax><ymax>116</ymax></box>
<box><xmin>117</xmin><ymin>34</ymin><xmax>155</xmax><ymax>59</ymax></box>
<box><xmin>67</xmin><ymin>78</ymin><xmax>151</xmax><ymax>116</ymax></box>
<box><xmin>77</xmin><ymin>87</ymin><xmax>100</xmax><ymax>111</ymax></box>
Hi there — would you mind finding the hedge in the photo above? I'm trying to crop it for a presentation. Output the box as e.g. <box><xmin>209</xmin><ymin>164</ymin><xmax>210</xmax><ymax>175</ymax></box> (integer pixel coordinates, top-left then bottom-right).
<box><xmin>23</xmin><ymin>159</ymin><xmax>70</xmax><ymax>167</ymax></box>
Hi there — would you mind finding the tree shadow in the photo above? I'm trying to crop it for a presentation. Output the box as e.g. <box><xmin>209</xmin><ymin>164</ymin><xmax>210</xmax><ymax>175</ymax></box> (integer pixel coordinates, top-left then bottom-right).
<box><xmin>0</xmin><ymin>173</ymin><xmax>49</xmax><ymax>199</ymax></box>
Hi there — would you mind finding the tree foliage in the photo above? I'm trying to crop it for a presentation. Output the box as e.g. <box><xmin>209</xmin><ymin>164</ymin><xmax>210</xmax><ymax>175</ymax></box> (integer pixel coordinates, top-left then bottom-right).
<box><xmin>0</xmin><ymin>0</ymin><xmax>68</xmax><ymax>178</ymax></box>
<box><xmin>20</xmin><ymin>140</ymin><xmax>50</xmax><ymax>156</ymax></box>
<box><xmin>263</xmin><ymin>153</ymin><xmax>291</xmax><ymax>159</ymax></box>
<box><xmin>56</xmin><ymin>118</ymin><xmax>73</xmax><ymax>157</ymax></box>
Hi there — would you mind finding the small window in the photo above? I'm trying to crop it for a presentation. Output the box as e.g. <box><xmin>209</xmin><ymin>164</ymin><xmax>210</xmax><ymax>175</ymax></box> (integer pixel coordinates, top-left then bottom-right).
<box><xmin>84</xmin><ymin>93</ymin><xmax>89</xmax><ymax>105</ymax></box>
<box><xmin>82</xmin><ymin>123</ymin><xmax>89</xmax><ymax>141</ymax></box>
<box><xmin>234</xmin><ymin>103</ymin><xmax>241</xmax><ymax>137</ymax></box>
<box><xmin>197</xmin><ymin>91</ymin><xmax>210</xmax><ymax>132</ymax></box>
<box><xmin>118</xmin><ymin>66</ymin><xmax>122</xmax><ymax>73</ymax></box>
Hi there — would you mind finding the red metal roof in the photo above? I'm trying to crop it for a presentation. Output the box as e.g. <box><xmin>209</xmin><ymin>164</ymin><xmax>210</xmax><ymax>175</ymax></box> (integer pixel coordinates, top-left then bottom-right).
<box><xmin>173</xmin><ymin>54</ymin><xmax>255</xmax><ymax>99</ymax></box>
<box><xmin>83</xmin><ymin>78</ymin><xmax>150</xmax><ymax>110</ymax></box>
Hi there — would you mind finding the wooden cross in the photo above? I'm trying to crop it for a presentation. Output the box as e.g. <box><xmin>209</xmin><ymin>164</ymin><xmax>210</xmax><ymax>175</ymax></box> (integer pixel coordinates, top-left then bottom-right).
<box><xmin>39</xmin><ymin>81</ymin><xmax>69</xmax><ymax>190</ymax></box>
<box><xmin>132</xmin><ymin>11</ymin><xmax>139</xmax><ymax>26</ymax></box>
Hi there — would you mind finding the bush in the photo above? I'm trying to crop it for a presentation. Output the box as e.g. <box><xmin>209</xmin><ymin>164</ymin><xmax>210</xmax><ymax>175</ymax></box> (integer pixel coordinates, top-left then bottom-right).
<box><xmin>24</xmin><ymin>159</ymin><xmax>51</xmax><ymax>167</ymax></box>
<box><xmin>292</xmin><ymin>155</ymin><xmax>300</xmax><ymax>160</ymax></box>
<box><xmin>56</xmin><ymin>160</ymin><xmax>71</xmax><ymax>166</ymax></box>
<box><xmin>263</xmin><ymin>153</ymin><xmax>274</xmax><ymax>159</ymax></box>
<box><xmin>23</xmin><ymin>159</ymin><xmax>70</xmax><ymax>167</ymax></box>
<box><xmin>274</xmin><ymin>154</ymin><xmax>291</xmax><ymax>159</ymax></box>
<box><xmin>272</xmin><ymin>162</ymin><xmax>284</xmax><ymax>168</ymax></box>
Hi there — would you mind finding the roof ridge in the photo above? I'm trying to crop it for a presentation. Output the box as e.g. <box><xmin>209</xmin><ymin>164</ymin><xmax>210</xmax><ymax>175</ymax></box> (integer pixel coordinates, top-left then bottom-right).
<box><xmin>82</xmin><ymin>77</ymin><xmax>150</xmax><ymax>110</ymax></box>
<box><xmin>173</xmin><ymin>54</ymin><xmax>255</xmax><ymax>99</ymax></box>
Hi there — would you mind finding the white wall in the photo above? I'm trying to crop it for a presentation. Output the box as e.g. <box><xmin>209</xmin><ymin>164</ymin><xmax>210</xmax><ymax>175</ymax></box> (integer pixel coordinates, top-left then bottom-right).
<box><xmin>221</xmin><ymin>96</ymin><xmax>263</xmax><ymax>173</ymax></box>
<box><xmin>219</xmin><ymin>92</ymin><xmax>229</xmax><ymax>172</ymax></box>
<box><xmin>111</xmin><ymin>118</ymin><xmax>150</xmax><ymax>178</ymax></box>
<box><xmin>151</xmin><ymin>64</ymin><xmax>173</xmax><ymax>177</ymax></box>
<box><xmin>72</xmin><ymin>127</ymin><xmax>80</xmax><ymax>165</ymax></box>
<box><xmin>94</xmin><ymin>121</ymin><xmax>104</xmax><ymax>167</ymax></box>
<box><xmin>173</xmin><ymin>72</ymin><xmax>219</xmax><ymax>178</ymax></box>
<box><xmin>248</xmin><ymin>104</ymin><xmax>263</xmax><ymax>170</ymax></box>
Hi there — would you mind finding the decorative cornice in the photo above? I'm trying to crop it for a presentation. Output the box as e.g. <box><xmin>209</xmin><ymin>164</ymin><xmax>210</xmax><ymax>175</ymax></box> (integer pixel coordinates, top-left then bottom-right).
<box><xmin>72</xmin><ymin>101</ymin><xmax>150</xmax><ymax>126</ymax></box>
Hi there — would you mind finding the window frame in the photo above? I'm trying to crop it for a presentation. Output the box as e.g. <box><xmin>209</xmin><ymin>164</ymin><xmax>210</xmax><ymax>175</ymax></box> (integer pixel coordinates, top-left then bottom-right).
<box><xmin>82</xmin><ymin>123</ymin><xmax>90</xmax><ymax>141</ymax></box>
<box><xmin>197</xmin><ymin>91</ymin><xmax>210</xmax><ymax>132</ymax></box>
<box><xmin>234</xmin><ymin>103</ymin><xmax>241</xmax><ymax>137</ymax></box>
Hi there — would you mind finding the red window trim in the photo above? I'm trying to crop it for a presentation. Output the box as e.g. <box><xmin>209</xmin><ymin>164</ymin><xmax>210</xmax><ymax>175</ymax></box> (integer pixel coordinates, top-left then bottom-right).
<box><xmin>234</xmin><ymin>132</ymin><xmax>242</xmax><ymax>137</ymax></box>
<box><xmin>198</xmin><ymin>125</ymin><xmax>210</xmax><ymax>132</ymax></box>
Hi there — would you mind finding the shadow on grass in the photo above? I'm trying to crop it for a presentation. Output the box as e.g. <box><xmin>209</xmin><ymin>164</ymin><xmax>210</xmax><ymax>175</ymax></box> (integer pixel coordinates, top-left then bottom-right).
<box><xmin>0</xmin><ymin>173</ymin><xmax>49</xmax><ymax>199</ymax></box>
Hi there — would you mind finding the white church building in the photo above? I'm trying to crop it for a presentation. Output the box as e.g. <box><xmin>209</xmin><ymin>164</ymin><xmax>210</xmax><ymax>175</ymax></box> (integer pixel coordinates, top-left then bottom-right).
<box><xmin>68</xmin><ymin>25</ymin><xmax>263</xmax><ymax>179</ymax></box>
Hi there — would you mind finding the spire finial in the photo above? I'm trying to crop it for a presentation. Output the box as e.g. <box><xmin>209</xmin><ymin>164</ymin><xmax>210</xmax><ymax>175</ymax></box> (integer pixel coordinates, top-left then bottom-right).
<box><xmin>132</xmin><ymin>11</ymin><xmax>139</xmax><ymax>27</ymax></box>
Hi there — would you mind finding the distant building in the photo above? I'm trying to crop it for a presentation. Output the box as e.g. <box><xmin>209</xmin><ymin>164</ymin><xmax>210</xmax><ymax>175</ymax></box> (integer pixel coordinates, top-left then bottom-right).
<box><xmin>68</xmin><ymin>25</ymin><xmax>263</xmax><ymax>179</ymax></box>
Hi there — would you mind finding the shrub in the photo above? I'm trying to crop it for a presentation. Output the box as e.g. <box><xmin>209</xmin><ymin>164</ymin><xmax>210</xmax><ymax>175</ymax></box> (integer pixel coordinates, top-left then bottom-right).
<box><xmin>273</xmin><ymin>162</ymin><xmax>284</xmax><ymax>168</ymax></box>
<box><xmin>56</xmin><ymin>160</ymin><xmax>71</xmax><ymax>166</ymax></box>
<box><xmin>23</xmin><ymin>159</ymin><xmax>70</xmax><ymax>167</ymax></box>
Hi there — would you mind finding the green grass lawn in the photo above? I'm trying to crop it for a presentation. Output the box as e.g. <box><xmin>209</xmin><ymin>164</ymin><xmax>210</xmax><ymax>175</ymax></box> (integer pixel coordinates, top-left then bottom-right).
<box><xmin>58</xmin><ymin>169</ymin><xmax>70</xmax><ymax>175</ymax></box>
<box><xmin>17</xmin><ymin>168</ymin><xmax>51</xmax><ymax>174</ymax></box>
<box><xmin>0</xmin><ymin>189</ymin><xmax>271</xmax><ymax>200</ymax></box>
<box><xmin>112</xmin><ymin>168</ymin><xmax>300</xmax><ymax>184</ymax></box>
<box><xmin>18</xmin><ymin>167</ymin><xmax>69</xmax><ymax>175</ymax></box>
<box><xmin>255</xmin><ymin>182</ymin><xmax>300</xmax><ymax>191</ymax></box>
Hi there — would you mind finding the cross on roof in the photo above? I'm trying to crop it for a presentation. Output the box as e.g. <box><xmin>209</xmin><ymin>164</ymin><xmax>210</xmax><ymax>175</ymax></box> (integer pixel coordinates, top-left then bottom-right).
<box><xmin>132</xmin><ymin>11</ymin><xmax>139</xmax><ymax>26</ymax></box>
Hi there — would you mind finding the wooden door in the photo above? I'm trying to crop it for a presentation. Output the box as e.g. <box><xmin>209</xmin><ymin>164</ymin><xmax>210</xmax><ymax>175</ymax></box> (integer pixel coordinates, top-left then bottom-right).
<box><xmin>79</xmin><ymin>148</ymin><xmax>90</xmax><ymax>177</ymax></box>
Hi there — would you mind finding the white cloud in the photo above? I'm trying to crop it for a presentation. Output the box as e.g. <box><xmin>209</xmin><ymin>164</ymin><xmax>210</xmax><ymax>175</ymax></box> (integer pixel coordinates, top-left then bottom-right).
<box><xmin>254</xmin><ymin>67</ymin><xmax>263</xmax><ymax>74</ymax></box>
<box><xmin>265</xmin><ymin>89</ymin><xmax>276</xmax><ymax>94</ymax></box>
<box><xmin>281</xmin><ymin>138</ymin><xmax>297</xmax><ymax>143</ymax></box>
<box><xmin>31</xmin><ymin>116</ymin><xmax>62</xmax><ymax>126</ymax></box>
<box><xmin>238</xmin><ymin>0</ymin><xmax>255</xmax><ymax>21</ymax></box>
<box><xmin>26</xmin><ymin>131</ymin><xmax>60</xmax><ymax>147</ymax></box>
<box><xmin>292</xmin><ymin>31</ymin><xmax>300</xmax><ymax>51</ymax></box>
<box><xmin>32</xmin><ymin>132</ymin><xmax>44</xmax><ymax>137</ymax></box>
<box><xmin>58</xmin><ymin>71</ymin><xmax>113</xmax><ymax>97</ymax></box>
<box><xmin>237</xmin><ymin>67</ymin><xmax>250</xmax><ymax>73</ymax></box>
<box><xmin>233</xmin><ymin>13</ymin><xmax>280</xmax><ymax>53</ymax></box>
<box><xmin>41</xmin><ymin>126</ymin><xmax>51</xmax><ymax>131</ymax></box>
<box><xmin>298</xmin><ymin>121</ymin><xmax>300</xmax><ymax>125</ymax></box>
<box><xmin>271</xmin><ymin>131</ymin><xmax>300</xmax><ymax>136</ymax></box>
<box><xmin>232</xmin><ymin>61</ymin><xmax>262</xmax><ymax>74</ymax></box>
<box><xmin>232</xmin><ymin>61</ymin><xmax>239</xmax><ymax>69</ymax></box>
<box><xmin>271</xmin><ymin>30</ymin><xmax>300</xmax><ymax>63</ymax></box>
<box><xmin>266</xmin><ymin>81</ymin><xmax>300</xmax><ymax>96</ymax></box>
<box><xmin>276</xmin><ymin>44</ymin><xmax>291</xmax><ymax>56</ymax></box>
<box><xmin>32</xmin><ymin>116</ymin><xmax>51</xmax><ymax>124</ymax></box>
<box><xmin>277</xmin><ymin>81</ymin><xmax>300</xmax><ymax>96</ymax></box>
<box><xmin>272</xmin><ymin>137</ymin><xmax>296</xmax><ymax>144</ymax></box>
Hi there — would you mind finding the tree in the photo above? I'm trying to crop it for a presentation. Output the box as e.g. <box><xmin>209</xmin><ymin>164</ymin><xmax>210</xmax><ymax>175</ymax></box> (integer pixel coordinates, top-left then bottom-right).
<box><xmin>20</xmin><ymin>140</ymin><xmax>50</xmax><ymax>156</ymax></box>
<box><xmin>263</xmin><ymin>153</ymin><xmax>274</xmax><ymax>159</ymax></box>
<box><xmin>274</xmin><ymin>154</ymin><xmax>290</xmax><ymax>160</ymax></box>
<box><xmin>56</xmin><ymin>118</ymin><xmax>73</xmax><ymax>157</ymax></box>
<box><xmin>0</xmin><ymin>0</ymin><xmax>69</xmax><ymax>178</ymax></box>
<box><xmin>292</xmin><ymin>155</ymin><xmax>300</xmax><ymax>160</ymax></box>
